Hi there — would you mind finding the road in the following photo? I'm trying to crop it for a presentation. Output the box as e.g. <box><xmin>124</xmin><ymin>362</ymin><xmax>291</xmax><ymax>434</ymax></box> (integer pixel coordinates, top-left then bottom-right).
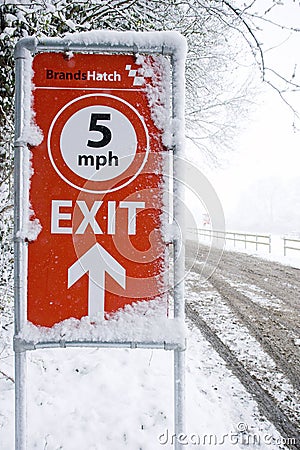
<box><xmin>185</xmin><ymin>241</ymin><xmax>300</xmax><ymax>448</ymax></box>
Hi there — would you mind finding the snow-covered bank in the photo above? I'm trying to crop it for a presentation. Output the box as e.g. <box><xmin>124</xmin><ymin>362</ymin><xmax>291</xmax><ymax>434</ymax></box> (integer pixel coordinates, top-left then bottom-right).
<box><xmin>0</xmin><ymin>309</ymin><xmax>288</xmax><ymax>449</ymax></box>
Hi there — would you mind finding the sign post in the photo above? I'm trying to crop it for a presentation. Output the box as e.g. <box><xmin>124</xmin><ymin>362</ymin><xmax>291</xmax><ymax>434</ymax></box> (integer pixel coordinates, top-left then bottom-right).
<box><xmin>14</xmin><ymin>32</ymin><xmax>186</xmax><ymax>449</ymax></box>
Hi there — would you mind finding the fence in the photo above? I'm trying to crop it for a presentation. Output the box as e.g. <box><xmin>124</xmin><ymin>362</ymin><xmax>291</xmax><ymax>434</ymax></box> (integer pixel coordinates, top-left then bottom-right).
<box><xmin>188</xmin><ymin>228</ymin><xmax>272</xmax><ymax>253</ymax></box>
<box><xmin>283</xmin><ymin>237</ymin><xmax>300</xmax><ymax>256</ymax></box>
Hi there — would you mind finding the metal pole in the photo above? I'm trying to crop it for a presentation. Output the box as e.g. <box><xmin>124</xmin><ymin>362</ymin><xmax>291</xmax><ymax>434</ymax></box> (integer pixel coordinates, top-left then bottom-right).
<box><xmin>171</xmin><ymin>47</ymin><xmax>186</xmax><ymax>449</ymax></box>
<box><xmin>14</xmin><ymin>352</ymin><xmax>27</xmax><ymax>450</ymax></box>
<box><xmin>174</xmin><ymin>348</ymin><xmax>185</xmax><ymax>448</ymax></box>
<box><xmin>173</xmin><ymin>226</ymin><xmax>185</xmax><ymax>450</ymax></box>
<box><xmin>14</xmin><ymin>41</ymin><xmax>29</xmax><ymax>450</ymax></box>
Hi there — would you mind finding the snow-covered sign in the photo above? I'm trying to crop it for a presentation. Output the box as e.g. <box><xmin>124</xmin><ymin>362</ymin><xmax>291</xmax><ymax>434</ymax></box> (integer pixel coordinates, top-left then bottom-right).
<box><xmin>17</xmin><ymin>38</ymin><xmax>182</xmax><ymax>328</ymax></box>
<box><xmin>14</xmin><ymin>32</ymin><xmax>186</xmax><ymax>450</ymax></box>
<box><xmin>14</xmin><ymin>30</ymin><xmax>187</xmax><ymax>344</ymax></box>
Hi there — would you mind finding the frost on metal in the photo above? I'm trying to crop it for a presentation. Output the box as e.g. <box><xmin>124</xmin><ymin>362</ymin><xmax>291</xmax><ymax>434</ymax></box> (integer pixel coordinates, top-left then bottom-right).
<box><xmin>15</xmin><ymin>49</ymin><xmax>43</xmax><ymax>242</ymax></box>
<box><xmin>18</xmin><ymin>52</ymin><xmax>43</xmax><ymax>147</ymax></box>
<box><xmin>18</xmin><ymin>298</ymin><xmax>187</xmax><ymax>345</ymax></box>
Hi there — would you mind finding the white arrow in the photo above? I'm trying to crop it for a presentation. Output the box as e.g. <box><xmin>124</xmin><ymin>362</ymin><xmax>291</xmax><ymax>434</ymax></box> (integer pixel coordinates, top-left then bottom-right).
<box><xmin>68</xmin><ymin>243</ymin><xmax>126</xmax><ymax>318</ymax></box>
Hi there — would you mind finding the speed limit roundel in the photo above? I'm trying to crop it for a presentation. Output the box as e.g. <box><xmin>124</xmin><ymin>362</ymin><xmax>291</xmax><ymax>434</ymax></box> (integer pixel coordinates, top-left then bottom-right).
<box><xmin>48</xmin><ymin>94</ymin><xmax>149</xmax><ymax>193</ymax></box>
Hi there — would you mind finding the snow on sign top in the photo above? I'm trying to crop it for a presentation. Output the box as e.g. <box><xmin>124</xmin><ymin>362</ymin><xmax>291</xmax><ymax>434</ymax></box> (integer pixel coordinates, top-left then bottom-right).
<box><xmin>36</xmin><ymin>30</ymin><xmax>187</xmax><ymax>54</ymax></box>
<box><xmin>14</xmin><ymin>30</ymin><xmax>186</xmax><ymax>344</ymax></box>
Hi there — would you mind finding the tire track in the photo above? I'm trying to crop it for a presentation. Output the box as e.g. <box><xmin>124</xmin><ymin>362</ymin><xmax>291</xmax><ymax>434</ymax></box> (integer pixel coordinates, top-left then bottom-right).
<box><xmin>186</xmin><ymin>241</ymin><xmax>300</xmax><ymax>312</ymax></box>
<box><xmin>186</xmin><ymin>303</ymin><xmax>300</xmax><ymax>449</ymax></box>
<box><xmin>207</xmin><ymin>269</ymin><xmax>300</xmax><ymax>392</ymax></box>
<box><xmin>185</xmin><ymin>242</ymin><xmax>300</xmax><ymax>392</ymax></box>
<box><xmin>185</xmin><ymin>242</ymin><xmax>300</xmax><ymax>447</ymax></box>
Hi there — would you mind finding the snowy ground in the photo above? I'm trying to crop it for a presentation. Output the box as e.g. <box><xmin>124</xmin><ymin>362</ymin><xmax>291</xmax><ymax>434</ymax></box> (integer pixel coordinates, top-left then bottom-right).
<box><xmin>0</xmin><ymin>282</ymin><xmax>293</xmax><ymax>449</ymax></box>
<box><xmin>0</xmin><ymin>326</ymin><xmax>288</xmax><ymax>449</ymax></box>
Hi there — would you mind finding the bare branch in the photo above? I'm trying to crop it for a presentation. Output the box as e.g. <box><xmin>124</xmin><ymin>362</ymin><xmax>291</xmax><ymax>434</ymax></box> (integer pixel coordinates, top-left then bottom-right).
<box><xmin>221</xmin><ymin>0</ymin><xmax>266</xmax><ymax>79</ymax></box>
<box><xmin>0</xmin><ymin>369</ymin><xmax>14</xmax><ymax>384</ymax></box>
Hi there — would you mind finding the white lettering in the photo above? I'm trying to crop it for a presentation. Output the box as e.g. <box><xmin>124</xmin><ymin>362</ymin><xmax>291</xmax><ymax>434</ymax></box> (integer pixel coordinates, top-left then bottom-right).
<box><xmin>114</xmin><ymin>71</ymin><xmax>121</xmax><ymax>81</ymax></box>
<box><xmin>75</xmin><ymin>201</ymin><xmax>103</xmax><ymax>235</ymax></box>
<box><xmin>51</xmin><ymin>200</ymin><xmax>73</xmax><ymax>234</ymax></box>
<box><xmin>107</xmin><ymin>201</ymin><xmax>116</xmax><ymax>235</ymax></box>
<box><xmin>86</xmin><ymin>70</ymin><xmax>121</xmax><ymax>82</ymax></box>
<box><xmin>177</xmin><ymin>433</ymin><xmax>188</xmax><ymax>445</ymax></box>
<box><xmin>50</xmin><ymin>200</ymin><xmax>145</xmax><ymax>235</ymax></box>
<box><xmin>87</xmin><ymin>70</ymin><xmax>96</xmax><ymax>81</ymax></box>
<box><xmin>119</xmin><ymin>201</ymin><xmax>145</xmax><ymax>235</ymax></box>
<box><xmin>158</xmin><ymin>429</ymin><xmax>169</xmax><ymax>445</ymax></box>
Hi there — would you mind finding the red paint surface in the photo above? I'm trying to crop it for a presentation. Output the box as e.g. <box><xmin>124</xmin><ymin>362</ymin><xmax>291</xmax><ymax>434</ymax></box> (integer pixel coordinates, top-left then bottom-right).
<box><xmin>27</xmin><ymin>52</ymin><xmax>167</xmax><ymax>327</ymax></box>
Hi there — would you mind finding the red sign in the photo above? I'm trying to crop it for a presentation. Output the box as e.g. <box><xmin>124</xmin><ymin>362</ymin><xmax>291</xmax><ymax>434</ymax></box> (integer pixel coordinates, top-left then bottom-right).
<box><xmin>28</xmin><ymin>52</ymin><xmax>168</xmax><ymax>327</ymax></box>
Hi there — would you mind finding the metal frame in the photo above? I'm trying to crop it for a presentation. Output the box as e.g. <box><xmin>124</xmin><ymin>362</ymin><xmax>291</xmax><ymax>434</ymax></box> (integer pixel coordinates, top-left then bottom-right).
<box><xmin>14</xmin><ymin>337</ymin><xmax>184</xmax><ymax>352</ymax></box>
<box><xmin>14</xmin><ymin>33</ymin><xmax>186</xmax><ymax>450</ymax></box>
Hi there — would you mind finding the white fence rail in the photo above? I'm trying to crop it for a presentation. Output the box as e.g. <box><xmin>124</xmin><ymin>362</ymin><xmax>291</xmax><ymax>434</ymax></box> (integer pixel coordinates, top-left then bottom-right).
<box><xmin>283</xmin><ymin>237</ymin><xmax>300</xmax><ymax>256</ymax></box>
<box><xmin>188</xmin><ymin>228</ymin><xmax>300</xmax><ymax>258</ymax></box>
<box><xmin>188</xmin><ymin>228</ymin><xmax>271</xmax><ymax>253</ymax></box>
